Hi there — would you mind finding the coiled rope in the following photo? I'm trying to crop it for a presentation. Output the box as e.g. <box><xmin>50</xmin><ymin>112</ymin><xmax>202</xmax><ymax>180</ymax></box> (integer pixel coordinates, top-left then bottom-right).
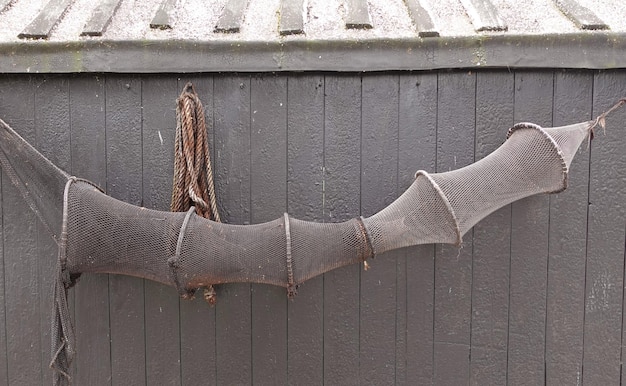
<box><xmin>171</xmin><ymin>82</ymin><xmax>220</xmax><ymax>222</ymax></box>
<box><xmin>171</xmin><ymin>82</ymin><xmax>220</xmax><ymax>304</ymax></box>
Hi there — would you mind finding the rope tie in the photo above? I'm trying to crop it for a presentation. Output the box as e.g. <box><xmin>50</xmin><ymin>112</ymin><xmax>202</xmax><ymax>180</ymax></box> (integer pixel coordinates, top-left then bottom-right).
<box><xmin>284</xmin><ymin>213</ymin><xmax>297</xmax><ymax>298</ymax></box>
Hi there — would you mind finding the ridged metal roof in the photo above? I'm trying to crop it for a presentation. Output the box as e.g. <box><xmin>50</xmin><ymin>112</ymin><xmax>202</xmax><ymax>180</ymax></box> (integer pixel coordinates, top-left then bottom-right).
<box><xmin>0</xmin><ymin>0</ymin><xmax>625</xmax><ymax>73</ymax></box>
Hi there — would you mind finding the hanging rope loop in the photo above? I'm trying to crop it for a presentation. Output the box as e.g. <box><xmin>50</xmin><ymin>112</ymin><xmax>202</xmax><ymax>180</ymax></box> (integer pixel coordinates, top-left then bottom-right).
<box><xmin>171</xmin><ymin>82</ymin><xmax>221</xmax><ymax>305</ymax></box>
<box><xmin>171</xmin><ymin>82</ymin><xmax>221</xmax><ymax>222</ymax></box>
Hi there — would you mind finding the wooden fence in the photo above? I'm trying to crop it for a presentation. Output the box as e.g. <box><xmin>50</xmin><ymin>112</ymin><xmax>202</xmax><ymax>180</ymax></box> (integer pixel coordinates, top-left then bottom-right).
<box><xmin>0</xmin><ymin>69</ymin><xmax>624</xmax><ymax>385</ymax></box>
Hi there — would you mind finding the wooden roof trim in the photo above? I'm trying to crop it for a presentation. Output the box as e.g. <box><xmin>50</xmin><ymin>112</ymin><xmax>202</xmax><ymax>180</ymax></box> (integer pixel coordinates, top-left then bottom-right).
<box><xmin>1</xmin><ymin>33</ymin><xmax>625</xmax><ymax>73</ymax></box>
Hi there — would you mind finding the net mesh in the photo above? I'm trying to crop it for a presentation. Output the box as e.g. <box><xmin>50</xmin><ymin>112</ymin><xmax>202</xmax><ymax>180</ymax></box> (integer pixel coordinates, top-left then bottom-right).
<box><xmin>0</xmin><ymin>117</ymin><xmax>595</xmax><ymax>385</ymax></box>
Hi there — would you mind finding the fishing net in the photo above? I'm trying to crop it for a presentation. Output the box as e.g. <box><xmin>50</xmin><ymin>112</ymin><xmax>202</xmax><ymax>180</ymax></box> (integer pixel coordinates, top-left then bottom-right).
<box><xmin>0</xmin><ymin>98</ymin><xmax>622</xmax><ymax>385</ymax></box>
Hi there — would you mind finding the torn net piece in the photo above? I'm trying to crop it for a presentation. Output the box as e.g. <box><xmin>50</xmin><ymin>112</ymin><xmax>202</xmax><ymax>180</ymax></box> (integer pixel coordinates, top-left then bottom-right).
<box><xmin>0</xmin><ymin>117</ymin><xmax>595</xmax><ymax>385</ymax></box>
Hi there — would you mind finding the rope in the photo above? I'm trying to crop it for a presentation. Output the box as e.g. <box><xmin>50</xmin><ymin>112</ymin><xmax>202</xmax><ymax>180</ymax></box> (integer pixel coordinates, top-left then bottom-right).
<box><xmin>171</xmin><ymin>82</ymin><xmax>220</xmax><ymax>305</ymax></box>
<box><xmin>588</xmin><ymin>98</ymin><xmax>626</xmax><ymax>136</ymax></box>
<box><xmin>171</xmin><ymin>82</ymin><xmax>220</xmax><ymax>222</ymax></box>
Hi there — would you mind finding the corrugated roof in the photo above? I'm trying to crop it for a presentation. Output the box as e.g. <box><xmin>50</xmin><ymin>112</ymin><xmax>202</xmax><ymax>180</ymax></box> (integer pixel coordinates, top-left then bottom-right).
<box><xmin>0</xmin><ymin>0</ymin><xmax>625</xmax><ymax>73</ymax></box>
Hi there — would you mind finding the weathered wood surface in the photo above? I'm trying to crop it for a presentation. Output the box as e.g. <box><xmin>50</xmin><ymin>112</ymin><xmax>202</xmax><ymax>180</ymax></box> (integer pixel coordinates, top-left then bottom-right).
<box><xmin>82</xmin><ymin>0</ymin><xmax>123</xmax><ymax>36</ymax></box>
<box><xmin>279</xmin><ymin>0</ymin><xmax>305</xmax><ymax>35</ymax></box>
<box><xmin>470</xmin><ymin>71</ymin><xmax>513</xmax><ymax>385</ymax></box>
<box><xmin>508</xmin><ymin>71</ymin><xmax>553</xmax><ymax>385</ymax></box>
<box><xmin>150</xmin><ymin>0</ymin><xmax>177</xmax><ymax>30</ymax></box>
<box><xmin>18</xmin><ymin>0</ymin><xmax>73</xmax><ymax>39</ymax></box>
<box><xmin>460</xmin><ymin>0</ymin><xmax>508</xmax><ymax>31</ymax></box>
<box><xmin>404</xmin><ymin>0</ymin><xmax>439</xmax><ymax>37</ymax></box>
<box><xmin>215</xmin><ymin>0</ymin><xmax>249</xmax><ymax>33</ymax></box>
<box><xmin>105</xmin><ymin>75</ymin><xmax>146</xmax><ymax>386</ymax></box>
<box><xmin>344</xmin><ymin>0</ymin><xmax>372</xmax><ymax>29</ymax></box>
<box><xmin>0</xmin><ymin>70</ymin><xmax>624</xmax><ymax>385</ymax></box>
<box><xmin>553</xmin><ymin>0</ymin><xmax>609</xmax><ymax>30</ymax></box>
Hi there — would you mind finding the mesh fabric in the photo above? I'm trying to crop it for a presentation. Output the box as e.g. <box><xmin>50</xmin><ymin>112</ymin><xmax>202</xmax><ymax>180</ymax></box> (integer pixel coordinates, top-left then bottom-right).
<box><xmin>0</xmin><ymin>117</ymin><xmax>595</xmax><ymax>385</ymax></box>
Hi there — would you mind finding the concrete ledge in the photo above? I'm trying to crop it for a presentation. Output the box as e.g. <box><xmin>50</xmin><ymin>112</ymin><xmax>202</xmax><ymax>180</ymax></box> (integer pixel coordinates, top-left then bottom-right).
<box><xmin>1</xmin><ymin>32</ymin><xmax>625</xmax><ymax>73</ymax></box>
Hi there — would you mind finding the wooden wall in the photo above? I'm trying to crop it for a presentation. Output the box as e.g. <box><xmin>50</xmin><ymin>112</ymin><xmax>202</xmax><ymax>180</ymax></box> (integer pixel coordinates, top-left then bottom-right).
<box><xmin>0</xmin><ymin>70</ymin><xmax>624</xmax><ymax>385</ymax></box>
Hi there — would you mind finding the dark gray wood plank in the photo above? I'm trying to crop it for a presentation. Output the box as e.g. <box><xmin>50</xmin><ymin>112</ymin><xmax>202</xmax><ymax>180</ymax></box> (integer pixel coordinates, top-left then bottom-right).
<box><xmin>322</xmin><ymin>75</ymin><xmax>361</xmax><ymax>385</ymax></box>
<box><xmin>554</xmin><ymin>0</ymin><xmax>609</xmax><ymax>30</ymax></box>
<box><xmin>150</xmin><ymin>0</ymin><xmax>177</xmax><ymax>30</ymax></box>
<box><xmin>401</xmin><ymin>73</ymin><xmax>437</xmax><ymax>385</ymax></box>
<box><xmin>18</xmin><ymin>0</ymin><xmax>73</xmax><ymax>39</ymax></box>
<box><xmin>0</xmin><ymin>77</ymin><xmax>41</xmax><ymax>385</ymax></box>
<box><xmin>404</xmin><ymin>0</ymin><xmax>439</xmax><ymax>37</ymax></box>
<box><xmin>279</xmin><ymin>0</ymin><xmax>304</xmax><ymax>35</ymax></box>
<box><xmin>81</xmin><ymin>0</ymin><xmax>123</xmax><ymax>36</ymax></box>
<box><xmin>459</xmin><ymin>0</ymin><xmax>507</xmax><ymax>31</ymax></box>
<box><xmin>396</xmin><ymin>245</ymin><xmax>407</xmax><ymax>385</ymax></box>
<box><xmin>544</xmin><ymin>72</ymin><xmax>591</xmax><ymax>384</ymax></box>
<box><xmin>359</xmin><ymin>74</ymin><xmax>399</xmax><ymax>385</ymax></box>
<box><xmin>105</xmin><ymin>75</ymin><xmax>146</xmax><ymax>386</ymax></box>
<box><xmin>250</xmin><ymin>75</ymin><xmax>288</xmax><ymax>385</ymax></box>
<box><xmin>177</xmin><ymin>76</ymin><xmax>217</xmax><ymax>385</ymax></box>
<box><xmin>69</xmin><ymin>76</ymin><xmax>111</xmax><ymax>386</ymax></box>
<box><xmin>344</xmin><ymin>0</ymin><xmax>372</xmax><ymax>29</ymax></box>
<box><xmin>433</xmin><ymin>71</ymin><xmax>475</xmax><ymax>385</ymax></box>
<box><xmin>215</xmin><ymin>0</ymin><xmax>249</xmax><ymax>33</ymax></box>
<box><xmin>213</xmin><ymin>75</ymin><xmax>252</xmax><ymax>385</ymax></box>
<box><xmin>583</xmin><ymin>71</ymin><xmax>626</xmax><ymax>385</ymax></box>
<box><xmin>142</xmin><ymin>76</ymin><xmax>181</xmax><ymax>386</ymax></box>
<box><xmin>0</xmin><ymin>126</ymin><xmax>5</xmax><ymax>386</ymax></box>
<box><xmin>34</xmin><ymin>76</ymin><xmax>71</xmax><ymax>386</ymax></box>
<box><xmin>286</xmin><ymin>75</ymin><xmax>324</xmax><ymax>384</ymax></box>
<box><xmin>470</xmin><ymin>71</ymin><xmax>514</xmax><ymax>386</ymax></box>
<box><xmin>507</xmin><ymin>71</ymin><xmax>553</xmax><ymax>385</ymax></box>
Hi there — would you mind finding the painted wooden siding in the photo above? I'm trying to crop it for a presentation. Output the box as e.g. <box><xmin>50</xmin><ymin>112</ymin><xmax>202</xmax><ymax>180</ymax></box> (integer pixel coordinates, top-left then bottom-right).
<box><xmin>0</xmin><ymin>70</ymin><xmax>624</xmax><ymax>385</ymax></box>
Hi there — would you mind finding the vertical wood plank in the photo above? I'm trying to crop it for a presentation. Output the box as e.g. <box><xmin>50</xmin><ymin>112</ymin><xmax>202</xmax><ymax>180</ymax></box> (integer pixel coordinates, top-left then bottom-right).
<box><xmin>434</xmin><ymin>71</ymin><xmax>475</xmax><ymax>385</ymax></box>
<box><xmin>142</xmin><ymin>76</ymin><xmax>181</xmax><ymax>386</ymax></box>
<box><xmin>507</xmin><ymin>71</ymin><xmax>554</xmax><ymax>385</ymax></box>
<box><xmin>177</xmin><ymin>75</ymin><xmax>217</xmax><ymax>386</ymax></box>
<box><xmin>35</xmin><ymin>75</ymin><xmax>72</xmax><ymax>386</ymax></box>
<box><xmin>402</xmin><ymin>73</ymin><xmax>437</xmax><ymax>385</ymax></box>
<box><xmin>213</xmin><ymin>75</ymin><xmax>253</xmax><ymax>385</ymax></box>
<box><xmin>250</xmin><ymin>75</ymin><xmax>288</xmax><ymax>385</ymax></box>
<box><xmin>470</xmin><ymin>71</ymin><xmax>514</xmax><ymax>385</ymax></box>
<box><xmin>322</xmin><ymin>75</ymin><xmax>361</xmax><ymax>385</ymax></box>
<box><xmin>583</xmin><ymin>71</ymin><xmax>626</xmax><ymax>385</ymax></box>
<box><xmin>106</xmin><ymin>75</ymin><xmax>146</xmax><ymax>386</ymax></box>
<box><xmin>69</xmin><ymin>75</ymin><xmax>111</xmax><ymax>386</ymax></box>
<box><xmin>0</xmin><ymin>111</ymin><xmax>5</xmax><ymax>385</ymax></box>
<box><xmin>0</xmin><ymin>76</ymin><xmax>41</xmax><ymax>385</ymax></box>
<box><xmin>286</xmin><ymin>75</ymin><xmax>325</xmax><ymax>385</ymax></box>
<box><xmin>545</xmin><ymin>71</ymin><xmax>591</xmax><ymax>385</ymax></box>
<box><xmin>359</xmin><ymin>74</ymin><xmax>399</xmax><ymax>385</ymax></box>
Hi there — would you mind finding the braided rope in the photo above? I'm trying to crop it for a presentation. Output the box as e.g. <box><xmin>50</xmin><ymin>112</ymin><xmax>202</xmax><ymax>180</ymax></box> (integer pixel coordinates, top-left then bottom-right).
<box><xmin>171</xmin><ymin>82</ymin><xmax>221</xmax><ymax>305</ymax></box>
<box><xmin>171</xmin><ymin>82</ymin><xmax>220</xmax><ymax>222</ymax></box>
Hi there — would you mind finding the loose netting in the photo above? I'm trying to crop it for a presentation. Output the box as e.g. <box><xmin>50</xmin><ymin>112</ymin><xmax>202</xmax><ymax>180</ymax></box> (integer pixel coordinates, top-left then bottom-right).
<box><xmin>0</xmin><ymin>97</ymin><xmax>621</xmax><ymax>385</ymax></box>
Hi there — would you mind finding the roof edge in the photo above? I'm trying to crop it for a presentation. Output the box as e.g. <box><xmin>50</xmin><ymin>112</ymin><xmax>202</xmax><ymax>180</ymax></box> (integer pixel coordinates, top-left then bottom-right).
<box><xmin>1</xmin><ymin>32</ymin><xmax>625</xmax><ymax>73</ymax></box>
